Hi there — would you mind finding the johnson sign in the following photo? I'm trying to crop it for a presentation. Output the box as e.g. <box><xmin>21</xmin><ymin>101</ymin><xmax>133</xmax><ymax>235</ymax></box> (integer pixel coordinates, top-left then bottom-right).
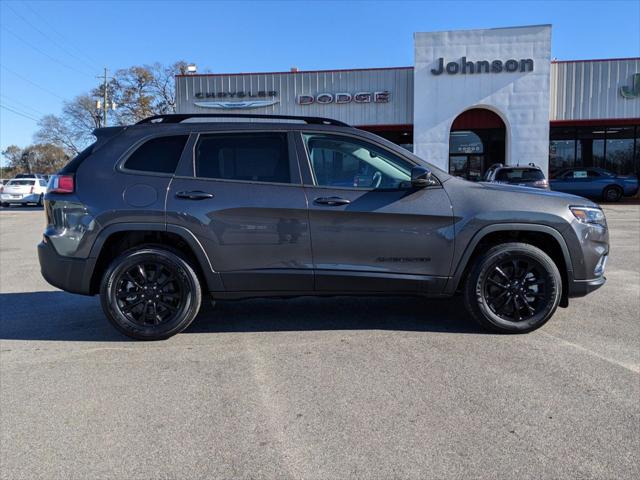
<box><xmin>431</xmin><ymin>57</ymin><xmax>534</xmax><ymax>75</ymax></box>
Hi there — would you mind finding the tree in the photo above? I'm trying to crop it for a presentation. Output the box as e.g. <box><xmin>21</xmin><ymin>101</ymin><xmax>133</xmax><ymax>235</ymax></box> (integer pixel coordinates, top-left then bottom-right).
<box><xmin>1</xmin><ymin>143</ymin><xmax>68</xmax><ymax>175</ymax></box>
<box><xmin>34</xmin><ymin>60</ymin><xmax>191</xmax><ymax>154</ymax></box>
<box><xmin>35</xmin><ymin>94</ymin><xmax>102</xmax><ymax>156</ymax></box>
<box><xmin>109</xmin><ymin>60</ymin><xmax>190</xmax><ymax>124</ymax></box>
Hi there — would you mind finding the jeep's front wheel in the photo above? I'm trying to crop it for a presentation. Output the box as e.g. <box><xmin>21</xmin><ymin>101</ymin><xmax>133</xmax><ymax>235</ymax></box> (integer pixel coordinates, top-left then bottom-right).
<box><xmin>463</xmin><ymin>242</ymin><xmax>561</xmax><ymax>333</ymax></box>
<box><xmin>100</xmin><ymin>247</ymin><xmax>202</xmax><ymax>340</ymax></box>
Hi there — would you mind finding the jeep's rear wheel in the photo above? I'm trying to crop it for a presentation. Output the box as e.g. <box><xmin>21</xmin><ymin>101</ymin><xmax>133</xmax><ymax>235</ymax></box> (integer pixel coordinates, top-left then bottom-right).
<box><xmin>100</xmin><ymin>247</ymin><xmax>202</xmax><ymax>340</ymax></box>
<box><xmin>464</xmin><ymin>242</ymin><xmax>561</xmax><ymax>333</ymax></box>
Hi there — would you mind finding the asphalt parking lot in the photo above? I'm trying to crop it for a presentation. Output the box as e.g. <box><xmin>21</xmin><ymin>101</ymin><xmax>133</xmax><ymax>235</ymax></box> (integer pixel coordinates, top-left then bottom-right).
<box><xmin>0</xmin><ymin>204</ymin><xmax>638</xmax><ymax>479</ymax></box>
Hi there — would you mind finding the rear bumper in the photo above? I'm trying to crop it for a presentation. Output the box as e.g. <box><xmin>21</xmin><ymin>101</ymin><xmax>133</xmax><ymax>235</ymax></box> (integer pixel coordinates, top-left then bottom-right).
<box><xmin>37</xmin><ymin>238</ymin><xmax>95</xmax><ymax>295</ymax></box>
<box><xmin>1</xmin><ymin>193</ymin><xmax>41</xmax><ymax>203</ymax></box>
<box><xmin>567</xmin><ymin>275</ymin><xmax>606</xmax><ymax>298</ymax></box>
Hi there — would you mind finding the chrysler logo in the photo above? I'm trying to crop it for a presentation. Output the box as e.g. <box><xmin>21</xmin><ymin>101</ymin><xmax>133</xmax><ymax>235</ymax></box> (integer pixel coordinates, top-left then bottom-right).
<box><xmin>194</xmin><ymin>99</ymin><xmax>280</xmax><ymax>109</ymax></box>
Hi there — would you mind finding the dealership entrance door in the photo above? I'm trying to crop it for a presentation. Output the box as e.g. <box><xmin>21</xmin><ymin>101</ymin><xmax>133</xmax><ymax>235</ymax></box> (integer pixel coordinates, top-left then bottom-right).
<box><xmin>449</xmin><ymin>109</ymin><xmax>505</xmax><ymax>181</ymax></box>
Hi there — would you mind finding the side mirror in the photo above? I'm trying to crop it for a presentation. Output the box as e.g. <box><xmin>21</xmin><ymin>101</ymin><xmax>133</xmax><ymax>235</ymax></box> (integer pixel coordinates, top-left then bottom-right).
<box><xmin>411</xmin><ymin>166</ymin><xmax>434</xmax><ymax>188</ymax></box>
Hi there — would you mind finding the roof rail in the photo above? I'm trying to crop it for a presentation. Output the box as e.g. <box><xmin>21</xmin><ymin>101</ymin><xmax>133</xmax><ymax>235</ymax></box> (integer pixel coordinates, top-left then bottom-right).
<box><xmin>136</xmin><ymin>113</ymin><xmax>350</xmax><ymax>127</ymax></box>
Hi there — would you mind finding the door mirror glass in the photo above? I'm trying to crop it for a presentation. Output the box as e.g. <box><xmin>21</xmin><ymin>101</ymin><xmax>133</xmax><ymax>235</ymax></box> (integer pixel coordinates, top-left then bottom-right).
<box><xmin>411</xmin><ymin>166</ymin><xmax>434</xmax><ymax>188</ymax></box>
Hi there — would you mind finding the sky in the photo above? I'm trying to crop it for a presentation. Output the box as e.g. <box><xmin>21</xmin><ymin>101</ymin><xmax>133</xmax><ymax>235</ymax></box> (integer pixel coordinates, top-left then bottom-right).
<box><xmin>1</xmin><ymin>0</ymin><xmax>639</xmax><ymax>158</ymax></box>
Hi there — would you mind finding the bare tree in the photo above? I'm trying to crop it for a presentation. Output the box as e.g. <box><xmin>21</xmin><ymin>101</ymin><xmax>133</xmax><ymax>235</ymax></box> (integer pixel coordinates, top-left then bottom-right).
<box><xmin>148</xmin><ymin>61</ymin><xmax>189</xmax><ymax>114</ymax></box>
<box><xmin>34</xmin><ymin>60</ymin><xmax>192</xmax><ymax>155</ymax></box>
<box><xmin>35</xmin><ymin>94</ymin><xmax>102</xmax><ymax>155</ymax></box>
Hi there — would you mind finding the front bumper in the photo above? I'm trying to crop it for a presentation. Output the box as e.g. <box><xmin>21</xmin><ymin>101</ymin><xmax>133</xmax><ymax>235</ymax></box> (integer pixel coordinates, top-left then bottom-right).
<box><xmin>37</xmin><ymin>238</ymin><xmax>95</xmax><ymax>295</ymax></box>
<box><xmin>567</xmin><ymin>275</ymin><xmax>606</xmax><ymax>298</ymax></box>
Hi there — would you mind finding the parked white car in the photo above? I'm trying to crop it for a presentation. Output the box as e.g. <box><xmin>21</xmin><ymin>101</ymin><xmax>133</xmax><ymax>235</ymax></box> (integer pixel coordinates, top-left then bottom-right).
<box><xmin>0</xmin><ymin>178</ymin><xmax>48</xmax><ymax>207</ymax></box>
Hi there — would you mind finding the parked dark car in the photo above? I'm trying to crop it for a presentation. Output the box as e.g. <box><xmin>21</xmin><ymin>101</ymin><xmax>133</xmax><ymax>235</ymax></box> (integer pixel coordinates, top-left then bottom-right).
<box><xmin>483</xmin><ymin>163</ymin><xmax>549</xmax><ymax>189</ymax></box>
<box><xmin>550</xmin><ymin>167</ymin><xmax>639</xmax><ymax>202</ymax></box>
<box><xmin>38</xmin><ymin>114</ymin><xmax>608</xmax><ymax>340</ymax></box>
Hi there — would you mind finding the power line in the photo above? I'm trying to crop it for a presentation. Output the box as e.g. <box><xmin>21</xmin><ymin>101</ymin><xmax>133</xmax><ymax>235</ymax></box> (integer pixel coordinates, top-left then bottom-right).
<box><xmin>0</xmin><ymin>24</ymin><xmax>95</xmax><ymax>78</ymax></box>
<box><xmin>0</xmin><ymin>64</ymin><xmax>66</xmax><ymax>101</ymax></box>
<box><xmin>5</xmin><ymin>2</ymin><xmax>100</xmax><ymax>72</ymax></box>
<box><xmin>0</xmin><ymin>104</ymin><xmax>39</xmax><ymax>122</ymax></box>
<box><xmin>0</xmin><ymin>94</ymin><xmax>46</xmax><ymax>116</ymax></box>
<box><xmin>23</xmin><ymin>1</ymin><xmax>98</xmax><ymax>69</ymax></box>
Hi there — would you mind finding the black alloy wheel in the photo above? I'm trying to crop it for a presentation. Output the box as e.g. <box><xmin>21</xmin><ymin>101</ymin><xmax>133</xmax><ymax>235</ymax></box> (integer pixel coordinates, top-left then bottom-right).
<box><xmin>464</xmin><ymin>242</ymin><xmax>562</xmax><ymax>333</ymax></box>
<box><xmin>100</xmin><ymin>247</ymin><xmax>202</xmax><ymax>340</ymax></box>
<box><xmin>114</xmin><ymin>261</ymin><xmax>185</xmax><ymax>327</ymax></box>
<box><xmin>482</xmin><ymin>256</ymin><xmax>549</xmax><ymax>323</ymax></box>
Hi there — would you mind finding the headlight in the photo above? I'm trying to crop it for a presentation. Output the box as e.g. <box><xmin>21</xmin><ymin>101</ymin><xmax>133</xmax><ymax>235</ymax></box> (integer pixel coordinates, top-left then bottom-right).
<box><xmin>570</xmin><ymin>206</ymin><xmax>606</xmax><ymax>228</ymax></box>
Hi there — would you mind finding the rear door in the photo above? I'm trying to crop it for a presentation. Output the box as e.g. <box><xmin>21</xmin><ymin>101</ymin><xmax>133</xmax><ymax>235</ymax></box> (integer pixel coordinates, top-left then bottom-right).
<box><xmin>297</xmin><ymin>131</ymin><xmax>453</xmax><ymax>293</ymax></box>
<box><xmin>166</xmin><ymin>130</ymin><xmax>313</xmax><ymax>293</ymax></box>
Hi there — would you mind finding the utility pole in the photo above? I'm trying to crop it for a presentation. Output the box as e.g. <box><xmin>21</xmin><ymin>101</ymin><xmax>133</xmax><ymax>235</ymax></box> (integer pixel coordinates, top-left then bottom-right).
<box><xmin>96</xmin><ymin>67</ymin><xmax>115</xmax><ymax>127</ymax></box>
<box><xmin>101</xmin><ymin>67</ymin><xmax>109</xmax><ymax>127</ymax></box>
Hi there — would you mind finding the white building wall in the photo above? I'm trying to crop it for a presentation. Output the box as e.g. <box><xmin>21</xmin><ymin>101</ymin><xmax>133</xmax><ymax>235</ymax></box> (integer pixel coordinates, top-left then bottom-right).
<box><xmin>413</xmin><ymin>25</ymin><xmax>552</xmax><ymax>174</ymax></box>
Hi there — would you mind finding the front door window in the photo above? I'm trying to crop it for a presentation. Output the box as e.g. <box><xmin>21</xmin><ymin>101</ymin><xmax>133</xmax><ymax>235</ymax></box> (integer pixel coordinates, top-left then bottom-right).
<box><xmin>303</xmin><ymin>134</ymin><xmax>413</xmax><ymax>190</ymax></box>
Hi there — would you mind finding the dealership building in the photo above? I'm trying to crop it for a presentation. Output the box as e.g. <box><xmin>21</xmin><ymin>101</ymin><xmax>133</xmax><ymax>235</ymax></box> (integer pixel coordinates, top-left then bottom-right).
<box><xmin>175</xmin><ymin>25</ymin><xmax>640</xmax><ymax>180</ymax></box>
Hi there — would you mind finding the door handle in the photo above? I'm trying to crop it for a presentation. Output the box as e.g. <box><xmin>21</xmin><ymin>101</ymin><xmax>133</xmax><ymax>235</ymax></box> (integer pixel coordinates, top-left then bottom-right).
<box><xmin>175</xmin><ymin>191</ymin><xmax>214</xmax><ymax>200</ymax></box>
<box><xmin>314</xmin><ymin>196</ymin><xmax>351</xmax><ymax>206</ymax></box>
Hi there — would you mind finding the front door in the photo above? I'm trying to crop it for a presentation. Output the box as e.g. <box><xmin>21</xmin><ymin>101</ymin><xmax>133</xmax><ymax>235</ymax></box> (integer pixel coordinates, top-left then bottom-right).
<box><xmin>166</xmin><ymin>131</ymin><xmax>313</xmax><ymax>292</ymax></box>
<box><xmin>298</xmin><ymin>132</ymin><xmax>454</xmax><ymax>293</ymax></box>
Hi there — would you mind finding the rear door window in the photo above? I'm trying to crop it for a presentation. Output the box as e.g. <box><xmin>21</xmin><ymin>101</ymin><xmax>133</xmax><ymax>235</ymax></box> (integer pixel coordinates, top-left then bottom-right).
<box><xmin>124</xmin><ymin>135</ymin><xmax>189</xmax><ymax>174</ymax></box>
<box><xmin>8</xmin><ymin>180</ymin><xmax>35</xmax><ymax>186</ymax></box>
<box><xmin>495</xmin><ymin>168</ymin><xmax>545</xmax><ymax>182</ymax></box>
<box><xmin>194</xmin><ymin>132</ymin><xmax>291</xmax><ymax>184</ymax></box>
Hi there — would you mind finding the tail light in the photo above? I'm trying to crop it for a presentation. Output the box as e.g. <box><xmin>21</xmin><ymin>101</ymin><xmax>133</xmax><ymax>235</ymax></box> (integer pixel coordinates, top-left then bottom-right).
<box><xmin>48</xmin><ymin>175</ymin><xmax>74</xmax><ymax>194</ymax></box>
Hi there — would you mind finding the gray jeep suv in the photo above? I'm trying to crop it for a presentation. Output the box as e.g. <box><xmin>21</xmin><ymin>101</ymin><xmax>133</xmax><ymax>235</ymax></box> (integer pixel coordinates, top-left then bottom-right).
<box><xmin>38</xmin><ymin>114</ymin><xmax>608</xmax><ymax>340</ymax></box>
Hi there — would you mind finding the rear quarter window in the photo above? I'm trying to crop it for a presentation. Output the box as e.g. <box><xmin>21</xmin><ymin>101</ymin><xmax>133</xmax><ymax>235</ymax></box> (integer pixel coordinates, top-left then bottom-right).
<box><xmin>123</xmin><ymin>135</ymin><xmax>189</xmax><ymax>174</ymax></box>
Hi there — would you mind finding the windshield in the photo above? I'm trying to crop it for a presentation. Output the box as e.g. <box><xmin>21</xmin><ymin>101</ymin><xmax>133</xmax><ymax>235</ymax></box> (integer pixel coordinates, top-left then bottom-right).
<box><xmin>495</xmin><ymin>169</ymin><xmax>545</xmax><ymax>182</ymax></box>
<box><xmin>7</xmin><ymin>180</ymin><xmax>35</xmax><ymax>186</ymax></box>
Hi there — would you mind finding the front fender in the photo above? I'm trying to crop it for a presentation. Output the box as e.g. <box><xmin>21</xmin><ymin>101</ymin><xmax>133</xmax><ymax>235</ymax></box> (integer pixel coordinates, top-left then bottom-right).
<box><xmin>445</xmin><ymin>222</ymin><xmax>574</xmax><ymax>295</ymax></box>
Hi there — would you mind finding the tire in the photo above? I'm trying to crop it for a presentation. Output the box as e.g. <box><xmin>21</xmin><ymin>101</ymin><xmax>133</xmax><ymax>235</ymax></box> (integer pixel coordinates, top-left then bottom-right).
<box><xmin>100</xmin><ymin>246</ymin><xmax>202</xmax><ymax>340</ymax></box>
<box><xmin>463</xmin><ymin>242</ymin><xmax>562</xmax><ymax>333</ymax></box>
<box><xmin>0</xmin><ymin>202</ymin><xmax>8</xmax><ymax>208</ymax></box>
<box><xmin>602</xmin><ymin>186</ymin><xmax>622</xmax><ymax>202</ymax></box>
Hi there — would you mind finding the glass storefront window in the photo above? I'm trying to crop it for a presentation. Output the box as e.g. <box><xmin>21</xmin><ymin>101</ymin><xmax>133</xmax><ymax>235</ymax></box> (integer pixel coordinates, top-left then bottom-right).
<box><xmin>450</xmin><ymin>131</ymin><xmax>483</xmax><ymax>154</ymax></box>
<box><xmin>576</xmin><ymin>127</ymin><xmax>605</xmax><ymax>170</ymax></box>
<box><xmin>552</xmin><ymin>125</ymin><xmax>638</xmax><ymax>177</ymax></box>
<box><xmin>549</xmin><ymin>127</ymin><xmax>576</xmax><ymax>176</ymax></box>
<box><xmin>605</xmin><ymin>127</ymin><xmax>635</xmax><ymax>174</ymax></box>
<box><xmin>448</xmin><ymin>128</ymin><xmax>505</xmax><ymax>180</ymax></box>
